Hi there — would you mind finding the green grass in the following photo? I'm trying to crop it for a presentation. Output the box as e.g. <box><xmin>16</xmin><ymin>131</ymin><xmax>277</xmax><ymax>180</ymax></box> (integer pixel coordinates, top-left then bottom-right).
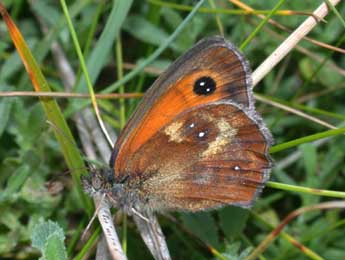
<box><xmin>0</xmin><ymin>1</ymin><xmax>345</xmax><ymax>259</ymax></box>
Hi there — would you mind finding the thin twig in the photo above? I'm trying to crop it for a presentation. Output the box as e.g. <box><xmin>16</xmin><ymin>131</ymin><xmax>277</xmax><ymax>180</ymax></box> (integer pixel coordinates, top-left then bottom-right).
<box><xmin>0</xmin><ymin>91</ymin><xmax>143</xmax><ymax>99</ymax></box>
<box><xmin>255</xmin><ymin>94</ymin><xmax>337</xmax><ymax>130</ymax></box>
<box><xmin>123</xmin><ymin>62</ymin><xmax>164</xmax><ymax>75</ymax></box>
<box><xmin>297</xmin><ymin>84</ymin><xmax>345</xmax><ymax>103</ymax></box>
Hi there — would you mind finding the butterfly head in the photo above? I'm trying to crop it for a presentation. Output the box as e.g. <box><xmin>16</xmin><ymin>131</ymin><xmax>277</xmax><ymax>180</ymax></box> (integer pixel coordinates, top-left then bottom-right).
<box><xmin>82</xmin><ymin>168</ymin><xmax>117</xmax><ymax>197</ymax></box>
<box><xmin>82</xmin><ymin>168</ymin><xmax>142</xmax><ymax>213</ymax></box>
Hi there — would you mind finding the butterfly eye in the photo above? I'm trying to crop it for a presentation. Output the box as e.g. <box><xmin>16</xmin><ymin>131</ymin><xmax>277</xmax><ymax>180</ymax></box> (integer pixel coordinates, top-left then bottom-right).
<box><xmin>193</xmin><ymin>76</ymin><xmax>216</xmax><ymax>95</ymax></box>
<box><xmin>91</xmin><ymin>175</ymin><xmax>102</xmax><ymax>190</ymax></box>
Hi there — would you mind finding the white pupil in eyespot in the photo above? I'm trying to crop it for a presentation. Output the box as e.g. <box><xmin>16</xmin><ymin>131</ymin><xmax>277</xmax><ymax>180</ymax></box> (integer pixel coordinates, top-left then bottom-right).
<box><xmin>206</xmin><ymin>88</ymin><xmax>211</xmax><ymax>92</ymax></box>
<box><xmin>234</xmin><ymin>166</ymin><xmax>240</xmax><ymax>171</ymax></box>
<box><xmin>198</xmin><ymin>132</ymin><xmax>205</xmax><ymax>138</ymax></box>
<box><xmin>199</xmin><ymin>81</ymin><xmax>205</xmax><ymax>86</ymax></box>
<box><xmin>189</xmin><ymin>123</ymin><xmax>195</xmax><ymax>128</ymax></box>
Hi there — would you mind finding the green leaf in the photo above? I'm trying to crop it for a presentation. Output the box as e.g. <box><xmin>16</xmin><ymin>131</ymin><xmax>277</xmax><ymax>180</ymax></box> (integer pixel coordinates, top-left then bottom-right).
<box><xmin>301</xmin><ymin>143</ymin><xmax>317</xmax><ymax>178</ymax></box>
<box><xmin>299</xmin><ymin>57</ymin><xmax>316</xmax><ymax>81</ymax></box>
<box><xmin>219</xmin><ymin>206</ymin><xmax>249</xmax><ymax>239</ymax></box>
<box><xmin>180</xmin><ymin>212</ymin><xmax>220</xmax><ymax>248</ymax></box>
<box><xmin>123</xmin><ymin>15</ymin><xmax>173</xmax><ymax>48</ymax></box>
<box><xmin>299</xmin><ymin>57</ymin><xmax>343</xmax><ymax>86</ymax></box>
<box><xmin>0</xmin><ymin>209</ymin><xmax>21</xmax><ymax>231</ymax></box>
<box><xmin>31</xmin><ymin>220</ymin><xmax>65</xmax><ymax>252</ymax></box>
<box><xmin>161</xmin><ymin>7</ymin><xmax>182</xmax><ymax>30</ymax></box>
<box><xmin>2</xmin><ymin>164</ymin><xmax>30</xmax><ymax>196</ymax></box>
<box><xmin>159</xmin><ymin>6</ymin><xmax>208</xmax><ymax>54</ymax></box>
<box><xmin>44</xmin><ymin>234</ymin><xmax>68</xmax><ymax>260</ymax></box>
<box><xmin>319</xmin><ymin>142</ymin><xmax>344</xmax><ymax>186</ymax></box>
<box><xmin>73</xmin><ymin>0</ymin><xmax>133</xmax><ymax>93</ymax></box>
<box><xmin>221</xmin><ymin>242</ymin><xmax>252</xmax><ymax>260</ymax></box>
<box><xmin>0</xmin><ymin>49</ymin><xmax>23</xmax><ymax>81</ymax></box>
<box><xmin>30</xmin><ymin>1</ymin><xmax>60</xmax><ymax>26</ymax></box>
<box><xmin>0</xmin><ymin>234</ymin><xmax>17</xmax><ymax>254</ymax></box>
<box><xmin>0</xmin><ymin>92</ymin><xmax>13</xmax><ymax>137</ymax></box>
<box><xmin>13</xmin><ymin>104</ymin><xmax>45</xmax><ymax>151</ymax></box>
<box><xmin>300</xmin><ymin>144</ymin><xmax>319</xmax><ymax>207</ymax></box>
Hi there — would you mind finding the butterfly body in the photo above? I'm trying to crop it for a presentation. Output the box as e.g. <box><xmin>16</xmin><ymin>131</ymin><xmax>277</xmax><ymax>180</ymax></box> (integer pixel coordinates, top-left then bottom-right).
<box><xmin>83</xmin><ymin>36</ymin><xmax>273</xmax><ymax>214</ymax></box>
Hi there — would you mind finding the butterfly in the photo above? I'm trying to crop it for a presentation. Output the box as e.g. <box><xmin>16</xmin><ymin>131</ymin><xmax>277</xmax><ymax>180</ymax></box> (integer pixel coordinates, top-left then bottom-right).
<box><xmin>83</xmin><ymin>36</ymin><xmax>273</xmax><ymax>214</ymax></box>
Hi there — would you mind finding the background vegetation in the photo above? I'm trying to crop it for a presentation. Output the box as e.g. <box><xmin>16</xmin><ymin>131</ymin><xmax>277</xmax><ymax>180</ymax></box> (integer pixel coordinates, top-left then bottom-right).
<box><xmin>0</xmin><ymin>0</ymin><xmax>344</xmax><ymax>259</ymax></box>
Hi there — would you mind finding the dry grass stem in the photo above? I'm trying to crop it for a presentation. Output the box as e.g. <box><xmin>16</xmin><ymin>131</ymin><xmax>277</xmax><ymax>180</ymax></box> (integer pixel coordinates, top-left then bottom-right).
<box><xmin>94</xmin><ymin>196</ymin><xmax>127</xmax><ymax>260</ymax></box>
<box><xmin>0</xmin><ymin>91</ymin><xmax>143</xmax><ymax>99</ymax></box>
<box><xmin>133</xmin><ymin>213</ymin><xmax>172</xmax><ymax>260</ymax></box>
<box><xmin>255</xmin><ymin>94</ymin><xmax>337</xmax><ymax>130</ymax></box>
<box><xmin>252</xmin><ymin>0</ymin><xmax>341</xmax><ymax>87</ymax></box>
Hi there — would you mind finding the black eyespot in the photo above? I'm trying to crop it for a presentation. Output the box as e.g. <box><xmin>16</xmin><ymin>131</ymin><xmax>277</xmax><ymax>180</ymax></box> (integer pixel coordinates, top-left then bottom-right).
<box><xmin>193</xmin><ymin>76</ymin><xmax>216</xmax><ymax>95</ymax></box>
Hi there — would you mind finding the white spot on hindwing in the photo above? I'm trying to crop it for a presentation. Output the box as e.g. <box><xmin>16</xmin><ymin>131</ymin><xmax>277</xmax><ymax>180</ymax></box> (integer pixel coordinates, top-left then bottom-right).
<box><xmin>198</xmin><ymin>131</ymin><xmax>206</xmax><ymax>138</ymax></box>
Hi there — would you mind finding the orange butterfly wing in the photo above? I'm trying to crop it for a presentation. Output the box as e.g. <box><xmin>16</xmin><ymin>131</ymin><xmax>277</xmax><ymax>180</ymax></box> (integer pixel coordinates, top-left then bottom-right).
<box><xmin>112</xmin><ymin>37</ymin><xmax>255</xmax><ymax>176</ymax></box>
<box><xmin>110</xmin><ymin>36</ymin><xmax>272</xmax><ymax>211</ymax></box>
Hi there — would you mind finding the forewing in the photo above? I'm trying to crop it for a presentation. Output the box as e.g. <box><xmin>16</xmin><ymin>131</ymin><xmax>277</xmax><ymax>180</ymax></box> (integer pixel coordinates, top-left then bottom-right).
<box><xmin>112</xmin><ymin>36</ymin><xmax>254</xmax><ymax>178</ymax></box>
<box><xmin>123</xmin><ymin>102</ymin><xmax>272</xmax><ymax>211</ymax></box>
